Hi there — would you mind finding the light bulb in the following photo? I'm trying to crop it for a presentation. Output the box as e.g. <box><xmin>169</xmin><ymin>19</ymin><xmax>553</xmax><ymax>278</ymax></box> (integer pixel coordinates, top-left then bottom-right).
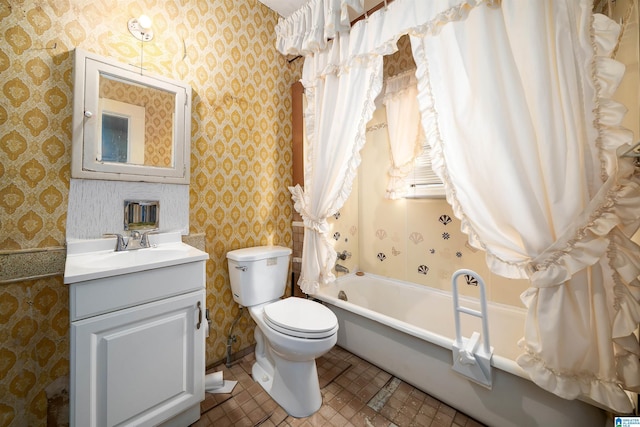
<box><xmin>138</xmin><ymin>14</ymin><xmax>152</xmax><ymax>30</ymax></box>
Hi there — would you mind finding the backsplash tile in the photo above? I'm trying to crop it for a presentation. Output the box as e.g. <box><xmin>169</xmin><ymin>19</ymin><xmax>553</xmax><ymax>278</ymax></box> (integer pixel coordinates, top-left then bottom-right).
<box><xmin>0</xmin><ymin>247</ymin><xmax>65</xmax><ymax>284</ymax></box>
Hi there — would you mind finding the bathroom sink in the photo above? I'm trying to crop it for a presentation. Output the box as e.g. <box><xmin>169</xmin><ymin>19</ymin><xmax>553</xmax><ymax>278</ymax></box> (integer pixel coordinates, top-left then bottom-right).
<box><xmin>64</xmin><ymin>232</ymin><xmax>209</xmax><ymax>284</ymax></box>
<box><xmin>83</xmin><ymin>246</ymin><xmax>193</xmax><ymax>269</ymax></box>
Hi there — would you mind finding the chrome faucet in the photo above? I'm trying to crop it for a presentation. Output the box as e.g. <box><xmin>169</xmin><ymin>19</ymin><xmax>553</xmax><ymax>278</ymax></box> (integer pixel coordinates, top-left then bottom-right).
<box><xmin>103</xmin><ymin>233</ymin><xmax>127</xmax><ymax>251</ymax></box>
<box><xmin>124</xmin><ymin>230</ymin><xmax>142</xmax><ymax>250</ymax></box>
<box><xmin>103</xmin><ymin>230</ymin><xmax>156</xmax><ymax>251</ymax></box>
<box><xmin>126</xmin><ymin>230</ymin><xmax>157</xmax><ymax>250</ymax></box>
<box><xmin>140</xmin><ymin>230</ymin><xmax>157</xmax><ymax>248</ymax></box>
<box><xmin>335</xmin><ymin>263</ymin><xmax>349</xmax><ymax>274</ymax></box>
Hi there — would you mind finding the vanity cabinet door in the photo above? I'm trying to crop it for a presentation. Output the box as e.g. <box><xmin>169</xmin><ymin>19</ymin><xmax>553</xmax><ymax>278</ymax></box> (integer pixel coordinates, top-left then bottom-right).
<box><xmin>71</xmin><ymin>290</ymin><xmax>205</xmax><ymax>427</ymax></box>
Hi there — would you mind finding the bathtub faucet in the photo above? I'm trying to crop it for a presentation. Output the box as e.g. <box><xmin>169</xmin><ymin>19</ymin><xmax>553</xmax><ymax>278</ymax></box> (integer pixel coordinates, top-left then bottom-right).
<box><xmin>336</xmin><ymin>250</ymin><xmax>351</xmax><ymax>261</ymax></box>
<box><xmin>335</xmin><ymin>263</ymin><xmax>349</xmax><ymax>274</ymax></box>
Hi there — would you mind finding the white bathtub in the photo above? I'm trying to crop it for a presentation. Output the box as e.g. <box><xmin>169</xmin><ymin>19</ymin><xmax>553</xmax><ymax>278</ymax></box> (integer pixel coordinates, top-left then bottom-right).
<box><xmin>312</xmin><ymin>273</ymin><xmax>609</xmax><ymax>427</ymax></box>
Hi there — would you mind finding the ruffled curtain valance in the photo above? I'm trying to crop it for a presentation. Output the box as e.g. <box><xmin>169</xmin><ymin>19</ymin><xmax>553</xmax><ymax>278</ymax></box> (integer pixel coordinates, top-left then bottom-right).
<box><xmin>276</xmin><ymin>0</ymin><xmax>495</xmax><ymax>56</ymax></box>
<box><xmin>275</xmin><ymin>0</ymin><xmax>364</xmax><ymax>55</ymax></box>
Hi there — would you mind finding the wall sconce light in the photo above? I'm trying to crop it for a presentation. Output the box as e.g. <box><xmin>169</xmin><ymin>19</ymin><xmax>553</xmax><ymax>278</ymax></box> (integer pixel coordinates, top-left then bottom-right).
<box><xmin>128</xmin><ymin>15</ymin><xmax>154</xmax><ymax>42</ymax></box>
<box><xmin>128</xmin><ymin>14</ymin><xmax>153</xmax><ymax>73</ymax></box>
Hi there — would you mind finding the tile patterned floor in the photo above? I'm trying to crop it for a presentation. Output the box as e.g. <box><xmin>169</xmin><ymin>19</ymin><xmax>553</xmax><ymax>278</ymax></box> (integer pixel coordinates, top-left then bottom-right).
<box><xmin>192</xmin><ymin>346</ymin><xmax>486</xmax><ymax>427</ymax></box>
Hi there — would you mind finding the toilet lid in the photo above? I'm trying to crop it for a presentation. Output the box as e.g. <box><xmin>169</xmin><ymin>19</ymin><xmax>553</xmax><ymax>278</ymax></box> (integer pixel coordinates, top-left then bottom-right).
<box><xmin>264</xmin><ymin>298</ymin><xmax>338</xmax><ymax>339</ymax></box>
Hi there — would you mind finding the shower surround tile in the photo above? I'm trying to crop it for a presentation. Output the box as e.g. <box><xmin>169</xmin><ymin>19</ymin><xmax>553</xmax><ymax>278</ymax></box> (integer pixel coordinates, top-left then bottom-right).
<box><xmin>406</xmin><ymin>199</ymin><xmax>491</xmax><ymax>299</ymax></box>
<box><xmin>327</xmin><ymin>171</ymin><xmax>360</xmax><ymax>276</ymax></box>
<box><xmin>358</xmin><ymin>109</ymin><xmax>408</xmax><ymax>278</ymax></box>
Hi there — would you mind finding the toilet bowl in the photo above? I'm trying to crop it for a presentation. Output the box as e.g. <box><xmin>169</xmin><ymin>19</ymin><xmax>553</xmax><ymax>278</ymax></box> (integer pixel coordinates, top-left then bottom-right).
<box><xmin>250</xmin><ymin>298</ymin><xmax>337</xmax><ymax>417</ymax></box>
<box><xmin>226</xmin><ymin>246</ymin><xmax>338</xmax><ymax>417</ymax></box>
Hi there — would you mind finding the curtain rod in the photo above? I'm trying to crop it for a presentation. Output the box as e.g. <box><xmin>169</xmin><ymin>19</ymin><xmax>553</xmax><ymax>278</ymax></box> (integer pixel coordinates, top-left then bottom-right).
<box><xmin>351</xmin><ymin>0</ymin><xmax>394</xmax><ymax>25</ymax></box>
<box><xmin>287</xmin><ymin>0</ymin><xmax>395</xmax><ymax>63</ymax></box>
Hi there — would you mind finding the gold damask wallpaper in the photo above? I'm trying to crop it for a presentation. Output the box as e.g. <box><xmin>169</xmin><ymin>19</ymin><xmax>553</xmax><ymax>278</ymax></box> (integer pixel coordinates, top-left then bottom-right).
<box><xmin>383</xmin><ymin>34</ymin><xmax>415</xmax><ymax>78</ymax></box>
<box><xmin>0</xmin><ymin>0</ymin><xmax>301</xmax><ymax>425</ymax></box>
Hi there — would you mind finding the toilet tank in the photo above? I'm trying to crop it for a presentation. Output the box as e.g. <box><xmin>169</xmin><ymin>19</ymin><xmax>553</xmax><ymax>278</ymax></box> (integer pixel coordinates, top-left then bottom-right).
<box><xmin>226</xmin><ymin>246</ymin><xmax>292</xmax><ymax>307</ymax></box>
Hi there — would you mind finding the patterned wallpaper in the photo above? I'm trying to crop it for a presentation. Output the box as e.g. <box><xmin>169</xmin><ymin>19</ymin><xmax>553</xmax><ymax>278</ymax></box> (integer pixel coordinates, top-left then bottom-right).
<box><xmin>383</xmin><ymin>34</ymin><xmax>415</xmax><ymax>78</ymax></box>
<box><xmin>99</xmin><ymin>78</ymin><xmax>174</xmax><ymax>167</ymax></box>
<box><xmin>0</xmin><ymin>1</ymin><xmax>301</xmax><ymax>425</ymax></box>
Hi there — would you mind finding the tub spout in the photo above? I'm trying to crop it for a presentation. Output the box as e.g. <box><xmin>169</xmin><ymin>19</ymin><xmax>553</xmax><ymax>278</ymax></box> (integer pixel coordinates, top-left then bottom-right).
<box><xmin>335</xmin><ymin>263</ymin><xmax>349</xmax><ymax>274</ymax></box>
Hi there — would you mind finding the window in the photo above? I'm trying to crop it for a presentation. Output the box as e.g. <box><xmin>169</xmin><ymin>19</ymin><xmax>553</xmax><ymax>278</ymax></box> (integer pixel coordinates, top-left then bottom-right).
<box><xmin>404</xmin><ymin>141</ymin><xmax>445</xmax><ymax>198</ymax></box>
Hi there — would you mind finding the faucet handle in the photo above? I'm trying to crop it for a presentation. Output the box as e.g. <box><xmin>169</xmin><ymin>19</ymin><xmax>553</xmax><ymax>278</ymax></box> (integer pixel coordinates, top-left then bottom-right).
<box><xmin>140</xmin><ymin>230</ymin><xmax>158</xmax><ymax>248</ymax></box>
<box><xmin>337</xmin><ymin>250</ymin><xmax>352</xmax><ymax>260</ymax></box>
<box><xmin>103</xmin><ymin>233</ymin><xmax>127</xmax><ymax>251</ymax></box>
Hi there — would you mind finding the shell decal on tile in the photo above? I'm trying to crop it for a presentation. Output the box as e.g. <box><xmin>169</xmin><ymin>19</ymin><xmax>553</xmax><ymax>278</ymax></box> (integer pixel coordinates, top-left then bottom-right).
<box><xmin>333</xmin><ymin>231</ymin><xmax>341</xmax><ymax>241</ymax></box>
<box><xmin>417</xmin><ymin>265</ymin><xmax>429</xmax><ymax>275</ymax></box>
<box><xmin>377</xmin><ymin>252</ymin><xmax>386</xmax><ymax>261</ymax></box>
<box><xmin>391</xmin><ymin>246</ymin><xmax>401</xmax><ymax>256</ymax></box>
<box><xmin>375</xmin><ymin>229</ymin><xmax>387</xmax><ymax>240</ymax></box>
<box><xmin>409</xmin><ymin>232</ymin><xmax>423</xmax><ymax>244</ymax></box>
<box><xmin>465</xmin><ymin>274</ymin><xmax>479</xmax><ymax>286</ymax></box>
<box><xmin>439</xmin><ymin>214</ymin><xmax>452</xmax><ymax>225</ymax></box>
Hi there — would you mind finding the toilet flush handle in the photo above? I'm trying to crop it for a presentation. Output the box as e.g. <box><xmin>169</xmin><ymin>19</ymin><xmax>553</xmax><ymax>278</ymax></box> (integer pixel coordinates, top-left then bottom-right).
<box><xmin>235</xmin><ymin>266</ymin><xmax>247</xmax><ymax>271</ymax></box>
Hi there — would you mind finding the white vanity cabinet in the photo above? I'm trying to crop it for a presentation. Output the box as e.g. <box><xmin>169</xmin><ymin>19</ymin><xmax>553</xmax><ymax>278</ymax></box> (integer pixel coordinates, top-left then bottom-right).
<box><xmin>65</xmin><ymin>237</ymin><xmax>208</xmax><ymax>427</ymax></box>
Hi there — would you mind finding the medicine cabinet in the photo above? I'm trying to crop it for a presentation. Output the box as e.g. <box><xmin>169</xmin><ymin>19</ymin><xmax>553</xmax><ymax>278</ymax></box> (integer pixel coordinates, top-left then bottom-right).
<box><xmin>72</xmin><ymin>48</ymin><xmax>192</xmax><ymax>184</ymax></box>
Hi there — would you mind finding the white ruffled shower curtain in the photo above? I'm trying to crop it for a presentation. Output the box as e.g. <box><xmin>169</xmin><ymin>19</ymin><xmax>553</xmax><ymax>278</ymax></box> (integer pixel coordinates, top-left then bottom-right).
<box><xmin>382</xmin><ymin>71</ymin><xmax>424</xmax><ymax>199</ymax></box>
<box><xmin>279</xmin><ymin>0</ymin><xmax>640</xmax><ymax>412</ymax></box>
<box><xmin>288</xmin><ymin>31</ymin><xmax>383</xmax><ymax>294</ymax></box>
<box><xmin>409</xmin><ymin>2</ymin><xmax>640</xmax><ymax>412</ymax></box>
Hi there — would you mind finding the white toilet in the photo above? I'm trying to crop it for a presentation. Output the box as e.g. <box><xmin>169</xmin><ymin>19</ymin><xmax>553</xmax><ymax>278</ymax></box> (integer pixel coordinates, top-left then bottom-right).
<box><xmin>227</xmin><ymin>245</ymin><xmax>338</xmax><ymax>418</ymax></box>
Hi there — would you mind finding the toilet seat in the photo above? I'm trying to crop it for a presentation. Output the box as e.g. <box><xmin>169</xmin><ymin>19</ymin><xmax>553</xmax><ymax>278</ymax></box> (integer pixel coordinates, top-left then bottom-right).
<box><xmin>263</xmin><ymin>298</ymin><xmax>338</xmax><ymax>339</ymax></box>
